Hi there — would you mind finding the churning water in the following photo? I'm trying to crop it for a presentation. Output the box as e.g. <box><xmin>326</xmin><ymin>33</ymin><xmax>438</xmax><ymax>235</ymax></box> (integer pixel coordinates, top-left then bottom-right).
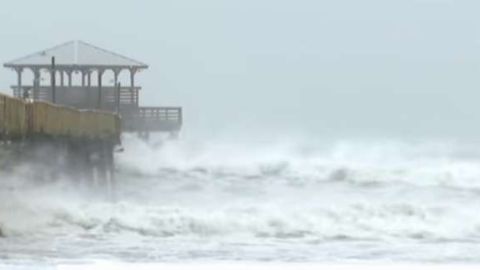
<box><xmin>2</xmin><ymin>135</ymin><xmax>480</xmax><ymax>266</ymax></box>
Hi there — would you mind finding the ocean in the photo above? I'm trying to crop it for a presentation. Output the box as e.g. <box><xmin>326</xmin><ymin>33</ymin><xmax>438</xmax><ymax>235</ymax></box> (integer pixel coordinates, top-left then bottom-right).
<box><xmin>2</xmin><ymin>135</ymin><xmax>480</xmax><ymax>267</ymax></box>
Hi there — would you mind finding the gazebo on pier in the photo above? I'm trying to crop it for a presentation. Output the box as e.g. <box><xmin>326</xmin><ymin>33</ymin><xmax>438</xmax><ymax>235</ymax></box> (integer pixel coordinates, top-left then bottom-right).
<box><xmin>3</xmin><ymin>40</ymin><xmax>182</xmax><ymax>136</ymax></box>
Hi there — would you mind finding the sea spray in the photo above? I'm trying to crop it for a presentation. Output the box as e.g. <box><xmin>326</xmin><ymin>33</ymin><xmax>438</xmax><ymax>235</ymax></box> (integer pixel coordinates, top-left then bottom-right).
<box><xmin>2</xmin><ymin>135</ymin><xmax>480</xmax><ymax>261</ymax></box>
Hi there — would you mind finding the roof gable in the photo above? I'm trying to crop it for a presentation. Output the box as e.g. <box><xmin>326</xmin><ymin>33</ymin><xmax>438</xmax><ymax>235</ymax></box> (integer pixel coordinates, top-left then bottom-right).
<box><xmin>4</xmin><ymin>40</ymin><xmax>148</xmax><ymax>69</ymax></box>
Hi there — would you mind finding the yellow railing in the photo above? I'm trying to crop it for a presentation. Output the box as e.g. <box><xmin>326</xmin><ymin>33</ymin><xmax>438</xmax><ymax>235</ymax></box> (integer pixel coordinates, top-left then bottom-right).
<box><xmin>0</xmin><ymin>93</ymin><xmax>27</xmax><ymax>138</ymax></box>
<box><xmin>1</xmin><ymin>93</ymin><xmax>120</xmax><ymax>141</ymax></box>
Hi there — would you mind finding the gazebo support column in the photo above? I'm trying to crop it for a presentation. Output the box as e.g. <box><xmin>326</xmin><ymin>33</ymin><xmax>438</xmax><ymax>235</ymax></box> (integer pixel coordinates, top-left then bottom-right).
<box><xmin>15</xmin><ymin>67</ymin><xmax>23</xmax><ymax>98</ymax></box>
<box><xmin>97</xmin><ymin>69</ymin><xmax>105</xmax><ymax>109</ymax></box>
<box><xmin>60</xmin><ymin>71</ymin><xmax>64</xmax><ymax>87</ymax></box>
<box><xmin>50</xmin><ymin>57</ymin><xmax>56</xmax><ymax>103</ymax></box>
<box><xmin>85</xmin><ymin>70</ymin><xmax>91</xmax><ymax>107</ymax></box>
<box><xmin>113</xmin><ymin>68</ymin><xmax>121</xmax><ymax>113</ymax></box>
<box><xmin>113</xmin><ymin>68</ymin><xmax>120</xmax><ymax>86</ymax></box>
<box><xmin>32</xmin><ymin>68</ymin><xmax>40</xmax><ymax>100</ymax></box>
<box><xmin>81</xmin><ymin>70</ymin><xmax>86</xmax><ymax>86</ymax></box>
<box><xmin>130</xmin><ymin>68</ymin><xmax>137</xmax><ymax>106</ymax></box>
<box><xmin>67</xmin><ymin>70</ymin><xmax>73</xmax><ymax>87</ymax></box>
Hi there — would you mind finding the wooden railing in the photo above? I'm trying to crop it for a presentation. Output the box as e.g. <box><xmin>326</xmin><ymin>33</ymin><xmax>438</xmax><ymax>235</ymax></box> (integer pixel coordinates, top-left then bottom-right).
<box><xmin>122</xmin><ymin>106</ymin><xmax>182</xmax><ymax>132</ymax></box>
<box><xmin>0</xmin><ymin>93</ymin><xmax>27</xmax><ymax>138</ymax></box>
<box><xmin>138</xmin><ymin>107</ymin><xmax>182</xmax><ymax>124</ymax></box>
<box><xmin>11</xmin><ymin>85</ymin><xmax>140</xmax><ymax>108</ymax></box>
<box><xmin>9</xmin><ymin>86</ymin><xmax>183</xmax><ymax>134</ymax></box>
<box><xmin>0</xmin><ymin>93</ymin><xmax>120</xmax><ymax>141</ymax></box>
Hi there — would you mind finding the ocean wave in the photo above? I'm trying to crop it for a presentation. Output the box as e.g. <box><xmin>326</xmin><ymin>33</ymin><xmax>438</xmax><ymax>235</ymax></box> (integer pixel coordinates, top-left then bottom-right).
<box><xmin>1</xmin><ymin>194</ymin><xmax>478</xmax><ymax>243</ymax></box>
<box><xmin>2</xmin><ymin>136</ymin><xmax>480</xmax><ymax>246</ymax></box>
<box><xmin>117</xmin><ymin>136</ymin><xmax>480</xmax><ymax>190</ymax></box>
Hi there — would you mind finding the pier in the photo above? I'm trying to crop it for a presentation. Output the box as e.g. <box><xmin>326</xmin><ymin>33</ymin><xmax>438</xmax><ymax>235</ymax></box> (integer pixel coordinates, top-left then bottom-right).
<box><xmin>0</xmin><ymin>41</ymin><xmax>183</xmax><ymax>192</ymax></box>
<box><xmin>0</xmin><ymin>93</ymin><xmax>120</xmax><ymax>190</ymax></box>
<box><xmin>3</xmin><ymin>40</ymin><xmax>182</xmax><ymax>138</ymax></box>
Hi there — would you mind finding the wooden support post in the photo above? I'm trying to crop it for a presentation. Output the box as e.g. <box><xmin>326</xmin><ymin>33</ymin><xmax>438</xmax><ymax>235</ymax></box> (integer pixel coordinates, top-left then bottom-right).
<box><xmin>32</xmin><ymin>68</ymin><xmax>40</xmax><ymax>100</ymax></box>
<box><xmin>97</xmin><ymin>69</ymin><xmax>104</xmax><ymax>109</ymax></box>
<box><xmin>87</xmin><ymin>70</ymin><xmax>92</xmax><ymax>108</ymax></box>
<box><xmin>113</xmin><ymin>68</ymin><xmax>120</xmax><ymax>86</ymax></box>
<box><xmin>116</xmin><ymin>82</ymin><xmax>121</xmax><ymax>114</ymax></box>
<box><xmin>51</xmin><ymin>57</ymin><xmax>56</xmax><ymax>103</ymax></box>
<box><xmin>113</xmin><ymin>69</ymin><xmax>120</xmax><ymax>113</ymax></box>
<box><xmin>81</xmin><ymin>140</ymin><xmax>96</xmax><ymax>188</ymax></box>
<box><xmin>66</xmin><ymin>140</ymin><xmax>89</xmax><ymax>186</ymax></box>
<box><xmin>130</xmin><ymin>68</ymin><xmax>137</xmax><ymax>106</ymax></box>
<box><xmin>15</xmin><ymin>67</ymin><xmax>23</xmax><ymax>98</ymax></box>
<box><xmin>105</xmin><ymin>141</ymin><xmax>116</xmax><ymax>201</ymax></box>
<box><xmin>81</xmin><ymin>70</ymin><xmax>85</xmax><ymax>86</ymax></box>
<box><xmin>85</xmin><ymin>142</ymin><xmax>95</xmax><ymax>187</ymax></box>
<box><xmin>67</xmin><ymin>70</ymin><xmax>73</xmax><ymax>87</ymax></box>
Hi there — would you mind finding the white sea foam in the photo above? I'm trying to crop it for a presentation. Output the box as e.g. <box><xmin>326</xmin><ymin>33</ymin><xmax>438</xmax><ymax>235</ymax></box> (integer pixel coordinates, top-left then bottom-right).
<box><xmin>2</xmin><ymin>136</ymin><xmax>480</xmax><ymax>262</ymax></box>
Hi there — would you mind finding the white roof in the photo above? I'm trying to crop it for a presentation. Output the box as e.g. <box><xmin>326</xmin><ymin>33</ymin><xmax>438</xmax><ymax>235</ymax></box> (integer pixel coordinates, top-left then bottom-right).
<box><xmin>4</xmin><ymin>40</ymin><xmax>148</xmax><ymax>69</ymax></box>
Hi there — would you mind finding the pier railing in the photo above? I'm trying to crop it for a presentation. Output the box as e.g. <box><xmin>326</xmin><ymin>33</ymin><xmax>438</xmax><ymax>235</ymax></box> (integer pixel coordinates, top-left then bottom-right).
<box><xmin>0</xmin><ymin>94</ymin><xmax>27</xmax><ymax>138</ymax></box>
<box><xmin>11</xmin><ymin>85</ymin><xmax>140</xmax><ymax>109</ymax></box>
<box><xmin>122</xmin><ymin>106</ymin><xmax>182</xmax><ymax>132</ymax></box>
<box><xmin>7</xmin><ymin>86</ymin><xmax>183</xmax><ymax>134</ymax></box>
<box><xmin>1</xmin><ymin>93</ymin><xmax>120</xmax><ymax>141</ymax></box>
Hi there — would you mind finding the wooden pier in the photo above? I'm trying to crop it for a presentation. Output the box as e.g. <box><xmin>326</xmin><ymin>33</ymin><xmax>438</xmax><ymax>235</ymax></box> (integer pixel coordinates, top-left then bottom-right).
<box><xmin>4</xmin><ymin>40</ymin><xmax>182</xmax><ymax>138</ymax></box>
<box><xmin>0</xmin><ymin>41</ymin><xmax>182</xmax><ymax>194</ymax></box>
<box><xmin>0</xmin><ymin>93</ymin><xmax>120</xmax><ymax>192</ymax></box>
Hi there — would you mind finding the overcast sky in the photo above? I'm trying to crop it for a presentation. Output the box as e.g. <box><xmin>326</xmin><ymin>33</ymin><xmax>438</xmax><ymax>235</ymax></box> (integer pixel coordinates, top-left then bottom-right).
<box><xmin>1</xmin><ymin>0</ymin><xmax>480</xmax><ymax>139</ymax></box>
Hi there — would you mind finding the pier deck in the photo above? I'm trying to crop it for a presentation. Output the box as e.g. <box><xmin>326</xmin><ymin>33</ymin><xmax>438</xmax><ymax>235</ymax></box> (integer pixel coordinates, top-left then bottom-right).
<box><xmin>1</xmin><ymin>41</ymin><xmax>182</xmax><ymax>194</ymax></box>
<box><xmin>1</xmin><ymin>93</ymin><xmax>119</xmax><ymax>193</ymax></box>
<box><xmin>4</xmin><ymin>40</ymin><xmax>182</xmax><ymax>138</ymax></box>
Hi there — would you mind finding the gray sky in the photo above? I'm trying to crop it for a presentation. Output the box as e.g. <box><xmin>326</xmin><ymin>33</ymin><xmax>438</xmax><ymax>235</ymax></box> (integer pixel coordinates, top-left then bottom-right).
<box><xmin>1</xmin><ymin>0</ymin><xmax>480</xmax><ymax>139</ymax></box>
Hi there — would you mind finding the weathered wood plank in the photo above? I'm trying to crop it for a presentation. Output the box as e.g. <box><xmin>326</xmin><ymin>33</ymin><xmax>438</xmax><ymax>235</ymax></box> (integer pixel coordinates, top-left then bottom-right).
<box><xmin>0</xmin><ymin>93</ymin><xmax>120</xmax><ymax>142</ymax></box>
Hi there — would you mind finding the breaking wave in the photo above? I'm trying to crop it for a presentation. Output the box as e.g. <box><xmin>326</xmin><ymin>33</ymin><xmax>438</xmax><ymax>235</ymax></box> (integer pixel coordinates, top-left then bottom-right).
<box><xmin>2</xmin><ymin>135</ymin><xmax>480</xmax><ymax>247</ymax></box>
<box><xmin>119</xmin><ymin>135</ymin><xmax>480</xmax><ymax>189</ymax></box>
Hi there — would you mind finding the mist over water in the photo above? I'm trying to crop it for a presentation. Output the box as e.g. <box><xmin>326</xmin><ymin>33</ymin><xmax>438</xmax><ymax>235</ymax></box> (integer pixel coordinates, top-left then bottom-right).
<box><xmin>2</xmin><ymin>134</ymin><xmax>480</xmax><ymax>264</ymax></box>
<box><xmin>3</xmin><ymin>0</ymin><xmax>480</xmax><ymax>268</ymax></box>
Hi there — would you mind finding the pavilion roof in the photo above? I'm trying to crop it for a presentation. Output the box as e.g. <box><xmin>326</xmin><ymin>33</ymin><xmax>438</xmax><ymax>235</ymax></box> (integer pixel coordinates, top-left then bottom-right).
<box><xmin>3</xmin><ymin>40</ymin><xmax>148</xmax><ymax>69</ymax></box>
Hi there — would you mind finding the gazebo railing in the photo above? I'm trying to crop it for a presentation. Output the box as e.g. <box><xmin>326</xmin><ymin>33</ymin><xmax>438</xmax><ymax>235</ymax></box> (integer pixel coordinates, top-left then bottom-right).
<box><xmin>138</xmin><ymin>107</ymin><xmax>182</xmax><ymax>123</ymax></box>
<box><xmin>121</xmin><ymin>106</ymin><xmax>182</xmax><ymax>132</ymax></box>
